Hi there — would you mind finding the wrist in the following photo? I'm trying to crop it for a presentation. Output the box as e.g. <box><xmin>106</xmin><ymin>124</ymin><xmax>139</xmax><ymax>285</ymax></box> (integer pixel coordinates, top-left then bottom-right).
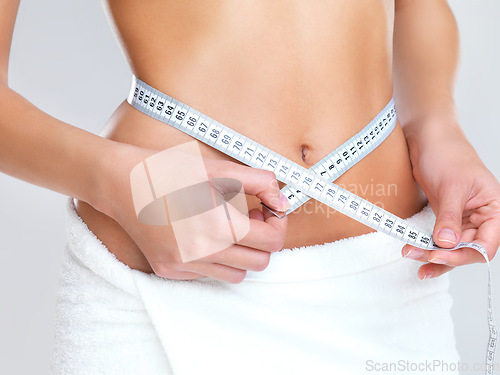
<box><xmin>91</xmin><ymin>140</ymin><xmax>161</xmax><ymax>221</ymax></box>
<box><xmin>403</xmin><ymin>112</ymin><xmax>479</xmax><ymax>170</ymax></box>
<box><xmin>400</xmin><ymin>97</ymin><xmax>459</xmax><ymax>139</ymax></box>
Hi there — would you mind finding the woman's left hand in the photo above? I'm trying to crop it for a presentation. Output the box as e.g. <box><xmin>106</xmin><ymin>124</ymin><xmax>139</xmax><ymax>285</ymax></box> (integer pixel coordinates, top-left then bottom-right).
<box><xmin>402</xmin><ymin>121</ymin><xmax>500</xmax><ymax>280</ymax></box>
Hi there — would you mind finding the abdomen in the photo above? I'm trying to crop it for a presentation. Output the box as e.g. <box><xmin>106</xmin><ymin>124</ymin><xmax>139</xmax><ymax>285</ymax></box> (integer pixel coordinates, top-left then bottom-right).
<box><xmin>76</xmin><ymin>0</ymin><xmax>426</xmax><ymax>269</ymax></box>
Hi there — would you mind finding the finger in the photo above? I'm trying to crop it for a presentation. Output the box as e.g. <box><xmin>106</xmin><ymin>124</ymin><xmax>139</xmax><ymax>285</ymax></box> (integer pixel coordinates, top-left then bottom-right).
<box><xmin>469</xmin><ymin>210</ymin><xmax>500</xmax><ymax>261</ymax></box>
<box><xmin>219</xmin><ymin>199</ymin><xmax>287</xmax><ymax>252</ymax></box>
<box><xmin>249</xmin><ymin>207</ymin><xmax>265</xmax><ymax>222</ymax></box>
<box><xmin>150</xmin><ymin>264</ymin><xmax>205</xmax><ymax>280</ymax></box>
<box><xmin>462</xmin><ymin>221</ymin><xmax>477</xmax><ymax>231</ymax></box>
<box><xmin>417</xmin><ymin>263</ymin><xmax>455</xmax><ymax>280</ymax></box>
<box><xmin>187</xmin><ymin>262</ymin><xmax>247</xmax><ymax>284</ymax></box>
<box><xmin>201</xmin><ymin>244</ymin><xmax>271</xmax><ymax>272</ymax></box>
<box><xmin>263</xmin><ymin>201</ymin><xmax>283</xmax><ymax>221</ymax></box>
<box><xmin>402</xmin><ymin>232</ymin><xmax>484</xmax><ymax>266</ymax></box>
<box><xmin>433</xmin><ymin>185</ymin><xmax>469</xmax><ymax>248</ymax></box>
<box><xmin>426</xmin><ymin>227</ymin><xmax>492</xmax><ymax>266</ymax></box>
<box><xmin>402</xmin><ymin>244</ymin><xmax>432</xmax><ymax>262</ymax></box>
<box><xmin>401</xmin><ymin>246</ymin><xmax>456</xmax><ymax>278</ymax></box>
<box><xmin>428</xmin><ymin>246</ymin><xmax>485</xmax><ymax>266</ymax></box>
<box><xmin>211</xmin><ymin>161</ymin><xmax>291</xmax><ymax>211</ymax></box>
<box><xmin>237</xmin><ymin>211</ymin><xmax>288</xmax><ymax>252</ymax></box>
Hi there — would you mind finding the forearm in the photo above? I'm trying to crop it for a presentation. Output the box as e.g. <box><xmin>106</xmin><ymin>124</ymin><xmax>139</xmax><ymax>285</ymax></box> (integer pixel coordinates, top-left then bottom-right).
<box><xmin>393</xmin><ymin>0</ymin><xmax>464</xmax><ymax>146</ymax></box>
<box><xmin>0</xmin><ymin>84</ymin><xmax>124</xmax><ymax>213</ymax></box>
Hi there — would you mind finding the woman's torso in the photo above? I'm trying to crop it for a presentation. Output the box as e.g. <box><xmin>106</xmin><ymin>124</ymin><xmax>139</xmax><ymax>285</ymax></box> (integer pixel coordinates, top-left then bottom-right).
<box><xmin>75</xmin><ymin>0</ymin><xmax>427</xmax><ymax>272</ymax></box>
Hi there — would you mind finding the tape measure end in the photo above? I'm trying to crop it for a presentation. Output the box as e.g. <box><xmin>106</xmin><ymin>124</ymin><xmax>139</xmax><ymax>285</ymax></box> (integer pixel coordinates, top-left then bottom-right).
<box><xmin>260</xmin><ymin>203</ymin><xmax>288</xmax><ymax>218</ymax></box>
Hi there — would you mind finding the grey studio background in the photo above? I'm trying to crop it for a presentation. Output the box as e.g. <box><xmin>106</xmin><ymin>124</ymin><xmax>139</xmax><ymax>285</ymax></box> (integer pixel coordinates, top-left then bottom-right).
<box><xmin>0</xmin><ymin>0</ymin><xmax>498</xmax><ymax>374</ymax></box>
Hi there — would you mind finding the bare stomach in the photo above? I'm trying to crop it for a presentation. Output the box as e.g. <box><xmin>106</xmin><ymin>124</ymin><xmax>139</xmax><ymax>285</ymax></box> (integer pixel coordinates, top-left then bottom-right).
<box><xmin>74</xmin><ymin>92</ymin><xmax>427</xmax><ymax>273</ymax></box>
<box><xmin>76</xmin><ymin>0</ymin><xmax>427</xmax><ymax>273</ymax></box>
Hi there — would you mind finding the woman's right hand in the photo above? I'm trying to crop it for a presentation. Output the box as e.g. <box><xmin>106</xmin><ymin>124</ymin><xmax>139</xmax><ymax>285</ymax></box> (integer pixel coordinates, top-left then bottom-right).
<box><xmin>94</xmin><ymin>142</ymin><xmax>289</xmax><ymax>284</ymax></box>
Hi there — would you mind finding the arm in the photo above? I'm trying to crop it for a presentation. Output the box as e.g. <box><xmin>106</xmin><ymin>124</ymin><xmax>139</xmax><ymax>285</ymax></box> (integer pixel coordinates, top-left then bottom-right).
<box><xmin>393</xmin><ymin>0</ymin><xmax>460</xmax><ymax>127</ymax></box>
<box><xmin>0</xmin><ymin>0</ymin><xmax>288</xmax><ymax>283</ymax></box>
<box><xmin>0</xmin><ymin>0</ymin><xmax>121</xmax><ymax>215</ymax></box>
<box><xmin>393</xmin><ymin>0</ymin><xmax>500</xmax><ymax>278</ymax></box>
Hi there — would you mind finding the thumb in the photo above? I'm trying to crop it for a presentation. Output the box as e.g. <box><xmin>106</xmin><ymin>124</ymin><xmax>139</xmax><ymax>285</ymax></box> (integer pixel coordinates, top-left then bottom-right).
<box><xmin>208</xmin><ymin>161</ymin><xmax>290</xmax><ymax>212</ymax></box>
<box><xmin>433</xmin><ymin>188</ymin><xmax>468</xmax><ymax>248</ymax></box>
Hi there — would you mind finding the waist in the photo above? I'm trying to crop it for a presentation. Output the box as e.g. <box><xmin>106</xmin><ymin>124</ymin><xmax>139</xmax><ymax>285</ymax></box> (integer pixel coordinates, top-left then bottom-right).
<box><xmin>78</xmin><ymin>87</ymin><xmax>427</xmax><ymax>273</ymax></box>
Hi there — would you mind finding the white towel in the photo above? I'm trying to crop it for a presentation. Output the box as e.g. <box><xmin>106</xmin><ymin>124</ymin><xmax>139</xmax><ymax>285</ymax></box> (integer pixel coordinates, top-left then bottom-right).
<box><xmin>51</xmin><ymin>198</ymin><xmax>459</xmax><ymax>375</ymax></box>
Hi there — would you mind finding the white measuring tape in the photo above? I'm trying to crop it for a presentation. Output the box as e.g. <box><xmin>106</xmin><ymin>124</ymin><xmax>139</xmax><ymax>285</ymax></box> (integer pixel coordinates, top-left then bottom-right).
<box><xmin>127</xmin><ymin>75</ymin><xmax>497</xmax><ymax>374</ymax></box>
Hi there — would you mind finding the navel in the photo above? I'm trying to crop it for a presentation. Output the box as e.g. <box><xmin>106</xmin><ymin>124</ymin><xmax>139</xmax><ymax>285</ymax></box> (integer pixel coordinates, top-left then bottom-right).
<box><xmin>301</xmin><ymin>144</ymin><xmax>311</xmax><ymax>165</ymax></box>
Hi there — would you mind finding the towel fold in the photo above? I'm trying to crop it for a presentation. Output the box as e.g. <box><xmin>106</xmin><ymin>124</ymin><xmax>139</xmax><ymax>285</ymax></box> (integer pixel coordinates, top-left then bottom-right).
<box><xmin>51</xmin><ymin>198</ymin><xmax>459</xmax><ymax>375</ymax></box>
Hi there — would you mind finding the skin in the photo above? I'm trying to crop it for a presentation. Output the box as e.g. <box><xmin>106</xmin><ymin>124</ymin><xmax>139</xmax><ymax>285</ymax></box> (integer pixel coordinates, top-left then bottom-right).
<box><xmin>0</xmin><ymin>0</ymin><xmax>499</xmax><ymax>283</ymax></box>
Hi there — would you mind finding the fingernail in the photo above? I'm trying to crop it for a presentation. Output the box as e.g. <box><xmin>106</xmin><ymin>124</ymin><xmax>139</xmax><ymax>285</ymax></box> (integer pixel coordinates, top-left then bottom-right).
<box><xmin>421</xmin><ymin>272</ymin><xmax>433</xmax><ymax>280</ymax></box>
<box><xmin>437</xmin><ymin>229</ymin><xmax>458</xmax><ymax>245</ymax></box>
<box><xmin>404</xmin><ymin>248</ymin><xmax>424</xmax><ymax>260</ymax></box>
<box><xmin>279</xmin><ymin>191</ymin><xmax>291</xmax><ymax>210</ymax></box>
<box><xmin>429</xmin><ymin>257</ymin><xmax>447</xmax><ymax>265</ymax></box>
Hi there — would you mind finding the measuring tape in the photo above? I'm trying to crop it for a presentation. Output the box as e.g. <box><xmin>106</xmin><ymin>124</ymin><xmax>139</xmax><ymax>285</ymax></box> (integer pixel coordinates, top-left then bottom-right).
<box><xmin>127</xmin><ymin>75</ymin><xmax>497</xmax><ymax>374</ymax></box>
<box><xmin>263</xmin><ymin>97</ymin><xmax>397</xmax><ymax>215</ymax></box>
